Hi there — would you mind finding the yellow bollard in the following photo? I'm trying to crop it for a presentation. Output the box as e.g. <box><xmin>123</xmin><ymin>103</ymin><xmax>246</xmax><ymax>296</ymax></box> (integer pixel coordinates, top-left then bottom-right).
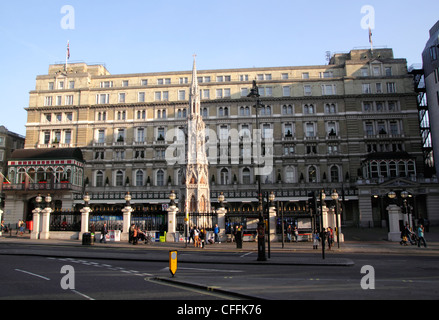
<box><xmin>169</xmin><ymin>250</ymin><xmax>177</xmax><ymax>277</ymax></box>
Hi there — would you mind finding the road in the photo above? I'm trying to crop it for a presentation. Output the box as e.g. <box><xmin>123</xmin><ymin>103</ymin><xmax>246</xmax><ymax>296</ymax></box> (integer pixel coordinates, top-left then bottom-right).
<box><xmin>1</xmin><ymin>243</ymin><xmax>438</xmax><ymax>302</ymax></box>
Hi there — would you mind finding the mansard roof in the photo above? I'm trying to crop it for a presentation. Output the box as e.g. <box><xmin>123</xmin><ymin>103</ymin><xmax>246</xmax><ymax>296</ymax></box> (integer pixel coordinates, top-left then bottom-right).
<box><xmin>10</xmin><ymin>148</ymin><xmax>84</xmax><ymax>162</ymax></box>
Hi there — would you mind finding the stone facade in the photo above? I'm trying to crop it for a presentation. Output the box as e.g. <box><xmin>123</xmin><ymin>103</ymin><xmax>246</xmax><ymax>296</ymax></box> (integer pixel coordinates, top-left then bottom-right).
<box><xmin>17</xmin><ymin>48</ymin><xmax>438</xmax><ymax>230</ymax></box>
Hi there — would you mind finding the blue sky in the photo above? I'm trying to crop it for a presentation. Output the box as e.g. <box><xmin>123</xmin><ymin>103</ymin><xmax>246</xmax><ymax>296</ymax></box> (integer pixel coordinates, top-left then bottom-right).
<box><xmin>0</xmin><ymin>0</ymin><xmax>438</xmax><ymax>136</ymax></box>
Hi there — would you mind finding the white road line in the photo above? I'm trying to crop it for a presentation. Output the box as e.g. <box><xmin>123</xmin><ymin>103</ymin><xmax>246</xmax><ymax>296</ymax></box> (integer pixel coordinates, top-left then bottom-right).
<box><xmin>72</xmin><ymin>290</ymin><xmax>95</xmax><ymax>300</ymax></box>
<box><xmin>240</xmin><ymin>252</ymin><xmax>253</xmax><ymax>258</ymax></box>
<box><xmin>15</xmin><ymin>269</ymin><xmax>50</xmax><ymax>281</ymax></box>
<box><xmin>175</xmin><ymin>267</ymin><xmax>244</xmax><ymax>273</ymax></box>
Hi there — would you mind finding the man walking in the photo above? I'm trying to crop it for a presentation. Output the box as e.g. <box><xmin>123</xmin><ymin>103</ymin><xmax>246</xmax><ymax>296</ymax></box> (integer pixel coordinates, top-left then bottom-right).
<box><xmin>100</xmin><ymin>223</ymin><xmax>108</xmax><ymax>243</ymax></box>
<box><xmin>417</xmin><ymin>224</ymin><xmax>427</xmax><ymax>248</ymax></box>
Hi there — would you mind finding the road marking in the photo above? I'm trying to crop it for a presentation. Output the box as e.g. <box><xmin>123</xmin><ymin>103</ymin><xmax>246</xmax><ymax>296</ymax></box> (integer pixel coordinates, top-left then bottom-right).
<box><xmin>161</xmin><ymin>266</ymin><xmax>243</xmax><ymax>273</ymax></box>
<box><xmin>15</xmin><ymin>269</ymin><xmax>50</xmax><ymax>281</ymax></box>
<box><xmin>72</xmin><ymin>289</ymin><xmax>95</xmax><ymax>300</ymax></box>
<box><xmin>240</xmin><ymin>252</ymin><xmax>253</xmax><ymax>258</ymax></box>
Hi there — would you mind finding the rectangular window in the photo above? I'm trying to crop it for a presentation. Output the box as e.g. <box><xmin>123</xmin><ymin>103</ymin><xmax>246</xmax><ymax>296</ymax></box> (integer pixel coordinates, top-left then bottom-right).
<box><xmin>136</xmin><ymin>128</ymin><xmax>145</xmax><ymax>142</ymax></box>
<box><xmin>375</xmin><ymin>83</ymin><xmax>382</xmax><ymax>93</ymax></box>
<box><xmin>362</xmin><ymin>83</ymin><xmax>371</xmax><ymax>94</ymax></box>
<box><xmin>138</xmin><ymin>92</ymin><xmax>145</xmax><ymax>102</ymax></box>
<box><xmin>305</xmin><ymin>123</ymin><xmax>315</xmax><ymax>137</ymax></box>
<box><xmin>322</xmin><ymin>84</ymin><xmax>335</xmax><ymax>95</ymax></box>
<box><xmin>45</xmin><ymin>96</ymin><xmax>53</xmax><ymax>106</ymax></box>
<box><xmin>65</xmin><ymin>95</ymin><xmax>74</xmax><ymax>105</ymax></box>
<box><xmin>178</xmin><ymin>90</ymin><xmax>186</xmax><ymax>100</ymax></box>
<box><xmin>98</xmin><ymin>130</ymin><xmax>105</xmax><ymax>143</ymax></box>
<box><xmin>64</xmin><ymin>130</ymin><xmax>71</xmax><ymax>144</ymax></box>
<box><xmin>282</xmin><ymin>86</ymin><xmax>291</xmax><ymax>97</ymax></box>
<box><xmin>386</xmin><ymin>82</ymin><xmax>396</xmax><ymax>93</ymax></box>
<box><xmin>44</xmin><ymin>131</ymin><xmax>50</xmax><ymax>144</ymax></box>
<box><xmin>96</xmin><ymin>94</ymin><xmax>109</xmax><ymax>104</ymax></box>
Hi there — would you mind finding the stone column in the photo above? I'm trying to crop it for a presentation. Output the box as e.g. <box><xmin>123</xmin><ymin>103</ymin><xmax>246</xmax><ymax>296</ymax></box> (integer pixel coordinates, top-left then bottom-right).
<box><xmin>40</xmin><ymin>207</ymin><xmax>51</xmax><ymax>240</ymax></box>
<box><xmin>166</xmin><ymin>205</ymin><xmax>178</xmax><ymax>242</ymax></box>
<box><xmin>216</xmin><ymin>207</ymin><xmax>226</xmax><ymax>242</ymax></box>
<box><xmin>121</xmin><ymin>206</ymin><xmax>132</xmax><ymax>242</ymax></box>
<box><xmin>80</xmin><ymin>206</ymin><xmax>91</xmax><ymax>239</ymax></box>
<box><xmin>39</xmin><ymin>195</ymin><xmax>52</xmax><ymax>240</ymax></box>
<box><xmin>387</xmin><ymin>204</ymin><xmax>402</xmax><ymax>241</ymax></box>
<box><xmin>30</xmin><ymin>208</ymin><xmax>41</xmax><ymax>240</ymax></box>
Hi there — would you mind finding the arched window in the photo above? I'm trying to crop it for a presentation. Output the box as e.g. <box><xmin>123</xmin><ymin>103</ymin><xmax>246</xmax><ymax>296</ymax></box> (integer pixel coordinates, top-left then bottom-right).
<box><xmin>136</xmin><ymin>170</ymin><xmax>144</xmax><ymax>186</ymax></box>
<box><xmin>285</xmin><ymin>167</ymin><xmax>295</xmax><ymax>183</ymax></box>
<box><xmin>156</xmin><ymin>169</ymin><xmax>164</xmax><ymax>186</ymax></box>
<box><xmin>220</xmin><ymin>168</ymin><xmax>229</xmax><ymax>185</ymax></box>
<box><xmin>116</xmin><ymin>170</ymin><xmax>124</xmax><ymax>186</ymax></box>
<box><xmin>308</xmin><ymin>166</ymin><xmax>317</xmax><ymax>183</ymax></box>
<box><xmin>330</xmin><ymin>166</ymin><xmax>339</xmax><ymax>182</ymax></box>
<box><xmin>96</xmin><ymin>171</ymin><xmax>104</xmax><ymax>187</ymax></box>
<box><xmin>242</xmin><ymin>168</ymin><xmax>251</xmax><ymax>184</ymax></box>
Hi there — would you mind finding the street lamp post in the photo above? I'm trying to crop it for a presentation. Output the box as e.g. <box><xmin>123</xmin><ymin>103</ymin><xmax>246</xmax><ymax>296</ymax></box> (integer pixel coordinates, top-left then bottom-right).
<box><xmin>400</xmin><ymin>190</ymin><xmax>412</xmax><ymax>229</ymax></box>
<box><xmin>247</xmin><ymin>80</ymin><xmax>267</xmax><ymax>261</ymax></box>
<box><xmin>319</xmin><ymin>190</ymin><xmax>326</xmax><ymax>260</ymax></box>
<box><xmin>267</xmin><ymin>191</ymin><xmax>276</xmax><ymax>259</ymax></box>
<box><xmin>331</xmin><ymin>189</ymin><xmax>340</xmax><ymax>249</ymax></box>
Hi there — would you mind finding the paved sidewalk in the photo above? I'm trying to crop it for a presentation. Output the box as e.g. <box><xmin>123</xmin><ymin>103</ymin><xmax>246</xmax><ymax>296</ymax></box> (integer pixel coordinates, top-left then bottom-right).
<box><xmin>1</xmin><ymin>227</ymin><xmax>438</xmax><ymax>266</ymax></box>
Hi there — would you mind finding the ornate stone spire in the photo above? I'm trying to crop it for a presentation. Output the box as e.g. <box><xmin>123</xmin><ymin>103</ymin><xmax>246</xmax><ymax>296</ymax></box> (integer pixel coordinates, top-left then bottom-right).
<box><xmin>189</xmin><ymin>54</ymin><xmax>200</xmax><ymax>118</ymax></box>
<box><xmin>184</xmin><ymin>55</ymin><xmax>211</xmax><ymax>214</ymax></box>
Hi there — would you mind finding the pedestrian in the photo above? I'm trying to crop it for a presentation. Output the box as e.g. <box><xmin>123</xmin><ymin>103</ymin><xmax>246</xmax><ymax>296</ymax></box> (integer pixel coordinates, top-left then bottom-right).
<box><xmin>1</xmin><ymin>220</ymin><xmax>6</xmax><ymax>236</ymax></box>
<box><xmin>286</xmin><ymin>225</ymin><xmax>292</xmax><ymax>242</ymax></box>
<box><xmin>236</xmin><ymin>225</ymin><xmax>243</xmax><ymax>249</ymax></box>
<box><xmin>214</xmin><ymin>224</ymin><xmax>220</xmax><ymax>243</ymax></box>
<box><xmin>417</xmin><ymin>224</ymin><xmax>427</xmax><ymax>248</ymax></box>
<box><xmin>327</xmin><ymin>227</ymin><xmax>333</xmax><ymax>250</ymax></box>
<box><xmin>16</xmin><ymin>219</ymin><xmax>22</xmax><ymax>235</ymax></box>
<box><xmin>293</xmin><ymin>226</ymin><xmax>299</xmax><ymax>243</ymax></box>
<box><xmin>132</xmin><ymin>226</ymin><xmax>138</xmax><ymax>245</ymax></box>
<box><xmin>189</xmin><ymin>226</ymin><xmax>194</xmax><ymax>244</ymax></box>
<box><xmin>100</xmin><ymin>223</ymin><xmax>108</xmax><ymax>243</ymax></box>
<box><xmin>193</xmin><ymin>226</ymin><xmax>200</xmax><ymax>247</ymax></box>
<box><xmin>129</xmin><ymin>223</ymin><xmax>135</xmax><ymax>243</ymax></box>
<box><xmin>313</xmin><ymin>229</ymin><xmax>320</xmax><ymax>249</ymax></box>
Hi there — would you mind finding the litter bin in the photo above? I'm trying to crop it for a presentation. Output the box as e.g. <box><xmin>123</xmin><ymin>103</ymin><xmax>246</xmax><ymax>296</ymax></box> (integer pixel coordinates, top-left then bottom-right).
<box><xmin>82</xmin><ymin>232</ymin><xmax>93</xmax><ymax>246</ymax></box>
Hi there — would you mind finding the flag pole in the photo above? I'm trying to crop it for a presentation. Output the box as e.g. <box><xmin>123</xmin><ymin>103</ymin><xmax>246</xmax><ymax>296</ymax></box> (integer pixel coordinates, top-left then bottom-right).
<box><xmin>369</xmin><ymin>27</ymin><xmax>373</xmax><ymax>53</ymax></box>
<box><xmin>65</xmin><ymin>40</ymin><xmax>70</xmax><ymax>72</ymax></box>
